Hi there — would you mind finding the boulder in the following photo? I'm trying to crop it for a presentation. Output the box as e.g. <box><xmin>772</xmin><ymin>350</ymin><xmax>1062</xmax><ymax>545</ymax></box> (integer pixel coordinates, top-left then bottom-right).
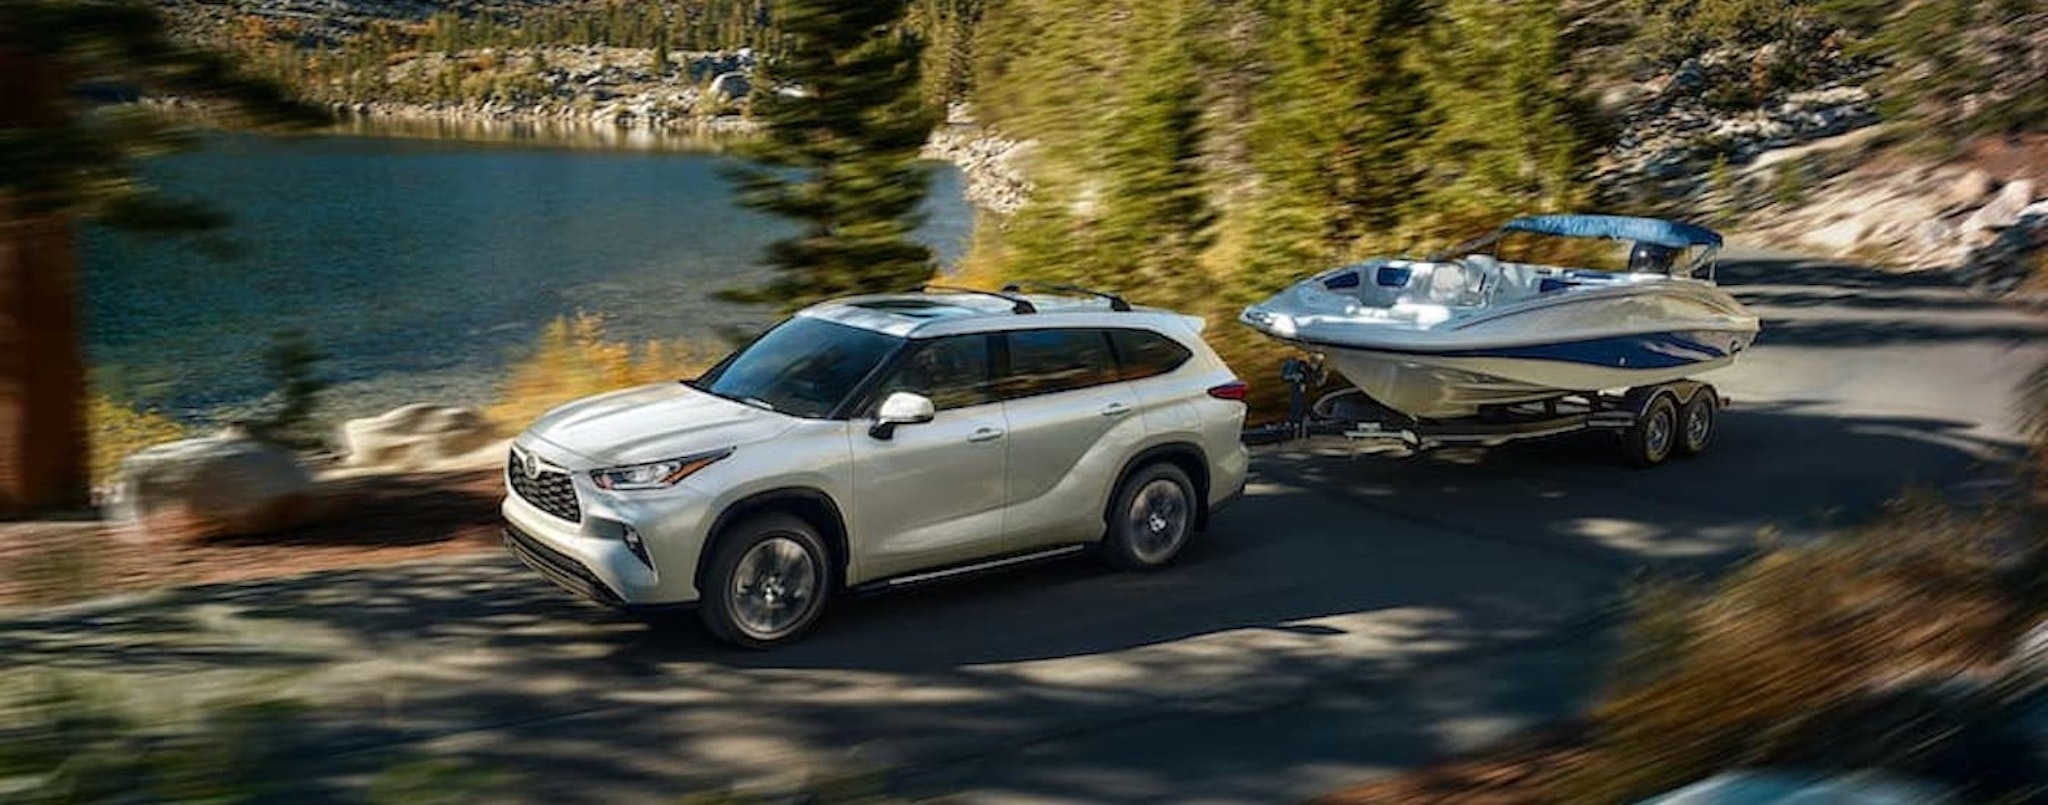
<box><xmin>112</xmin><ymin>430</ymin><xmax>316</xmax><ymax>539</ymax></box>
<box><xmin>708</xmin><ymin>71</ymin><xmax>751</xmax><ymax>101</ymax></box>
<box><xmin>1805</xmin><ymin>217</ymin><xmax>1872</xmax><ymax>253</ymax></box>
<box><xmin>1636</xmin><ymin>771</ymin><xmax>1959</xmax><ymax>804</ymax></box>
<box><xmin>339</xmin><ymin>404</ymin><xmax>496</xmax><ymax>471</ymax></box>
<box><xmin>1948</xmin><ymin>168</ymin><xmax>1996</xmax><ymax>209</ymax></box>
<box><xmin>1911</xmin><ymin>219</ymin><xmax>1958</xmax><ymax>253</ymax></box>
<box><xmin>1958</xmin><ymin>209</ymin><xmax>2047</xmax><ymax>293</ymax></box>
<box><xmin>1962</xmin><ymin>179</ymin><xmax>2040</xmax><ymax>235</ymax></box>
<box><xmin>2012</xmin><ymin>619</ymin><xmax>2048</xmax><ymax>685</ymax></box>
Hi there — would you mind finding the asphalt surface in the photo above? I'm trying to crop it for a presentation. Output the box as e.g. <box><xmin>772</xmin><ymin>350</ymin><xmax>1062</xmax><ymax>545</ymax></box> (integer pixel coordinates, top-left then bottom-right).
<box><xmin>4</xmin><ymin>249</ymin><xmax>2044</xmax><ymax>803</ymax></box>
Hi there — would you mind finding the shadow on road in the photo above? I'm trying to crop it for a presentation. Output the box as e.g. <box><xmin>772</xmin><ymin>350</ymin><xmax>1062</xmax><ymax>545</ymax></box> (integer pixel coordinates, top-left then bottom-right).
<box><xmin>0</xmin><ymin>397</ymin><xmax>2022</xmax><ymax>802</ymax></box>
<box><xmin>1718</xmin><ymin>256</ymin><xmax>2048</xmax><ymax>349</ymax></box>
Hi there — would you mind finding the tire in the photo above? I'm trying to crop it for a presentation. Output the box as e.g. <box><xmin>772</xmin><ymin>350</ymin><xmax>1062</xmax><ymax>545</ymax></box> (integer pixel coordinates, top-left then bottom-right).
<box><xmin>699</xmin><ymin>513</ymin><xmax>831</xmax><ymax>650</ymax></box>
<box><xmin>1676</xmin><ymin>390</ymin><xmax>1717</xmax><ymax>458</ymax></box>
<box><xmin>1102</xmin><ymin>463</ymin><xmax>1199</xmax><ymax>571</ymax></box>
<box><xmin>1623</xmin><ymin>393</ymin><xmax>1679</xmax><ymax>468</ymax></box>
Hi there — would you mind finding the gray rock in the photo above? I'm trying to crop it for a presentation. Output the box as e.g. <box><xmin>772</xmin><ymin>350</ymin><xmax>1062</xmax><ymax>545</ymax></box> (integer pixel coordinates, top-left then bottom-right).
<box><xmin>1671</xmin><ymin>58</ymin><xmax>1706</xmax><ymax>91</ymax></box>
<box><xmin>1958</xmin><ymin>210</ymin><xmax>2047</xmax><ymax>293</ymax></box>
<box><xmin>1911</xmin><ymin>219</ymin><xmax>1958</xmax><ymax>252</ymax></box>
<box><xmin>1948</xmin><ymin>168</ymin><xmax>1996</xmax><ymax>209</ymax></box>
<box><xmin>112</xmin><ymin>434</ymin><xmax>316</xmax><ymax>539</ymax></box>
<box><xmin>1805</xmin><ymin>217</ymin><xmax>1872</xmax><ymax>252</ymax></box>
<box><xmin>339</xmin><ymin>403</ymin><xmax>497</xmax><ymax>471</ymax></box>
<box><xmin>1636</xmin><ymin>771</ymin><xmax>1960</xmax><ymax>804</ymax></box>
<box><xmin>708</xmin><ymin>71</ymin><xmax>751</xmax><ymax>101</ymax></box>
<box><xmin>1963</xmin><ymin>179</ymin><xmax>2040</xmax><ymax>234</ymax></box>
<box><xmin>2012</xmin><ymin>619</ymin><xmax>2048</xmax><ymax>685</ymax></box>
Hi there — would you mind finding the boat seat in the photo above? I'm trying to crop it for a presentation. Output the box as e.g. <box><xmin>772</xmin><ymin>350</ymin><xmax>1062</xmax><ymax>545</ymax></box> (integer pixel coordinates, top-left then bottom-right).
<box><xmin>1422</xmin><ymin>261</ymin><xmax>1485</xmax><ymax>305</ymax></box>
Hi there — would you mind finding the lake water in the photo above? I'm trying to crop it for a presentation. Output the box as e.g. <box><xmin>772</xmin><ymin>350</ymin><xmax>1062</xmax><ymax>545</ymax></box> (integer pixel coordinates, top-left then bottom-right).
<box><xmin>82</xmin><ymin>128</ymin><xmax>974</xmax><ymax>423</ymax></box>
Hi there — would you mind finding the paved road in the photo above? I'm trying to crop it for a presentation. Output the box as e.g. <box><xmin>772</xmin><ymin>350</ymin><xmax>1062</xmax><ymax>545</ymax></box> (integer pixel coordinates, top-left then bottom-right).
<box><xmin>5</xmin><ymin>250</ymin><xmax>2044</xmax><ymax>803</ymax></box>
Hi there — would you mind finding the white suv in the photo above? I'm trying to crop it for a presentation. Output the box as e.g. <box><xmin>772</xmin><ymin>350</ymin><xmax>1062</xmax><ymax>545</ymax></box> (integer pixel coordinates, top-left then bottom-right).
<box><xmin>502</xmin><ymin>287</ymin><xmax>1250</xmax><ymax>648</ymax></box>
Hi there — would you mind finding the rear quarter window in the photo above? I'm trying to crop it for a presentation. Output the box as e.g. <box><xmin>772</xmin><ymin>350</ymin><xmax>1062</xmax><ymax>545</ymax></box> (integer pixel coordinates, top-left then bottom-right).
<box><xmin>996</xmin><ymin>329</ymin><xmax>1120</xmax><ymax>399</ymax></box>
<box><xmin>1110</xmin><ymin>328</ymin><xmax>1194</xmax><ymax>381</ymax></box>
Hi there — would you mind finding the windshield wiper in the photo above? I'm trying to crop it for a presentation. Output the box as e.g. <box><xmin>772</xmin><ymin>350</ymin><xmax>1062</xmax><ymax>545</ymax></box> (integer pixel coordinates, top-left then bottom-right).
<box><xmin>740</xmin><ymin>397</ymin><xmax>777</xmax><ymax>412</ymax></box>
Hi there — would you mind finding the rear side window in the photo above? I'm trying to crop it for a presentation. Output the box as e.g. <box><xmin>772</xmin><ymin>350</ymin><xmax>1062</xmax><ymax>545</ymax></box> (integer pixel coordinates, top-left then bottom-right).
<box><xmin>996</xmin><ymin>329</ymin><xmax>1119</xmax><ymax>399</ymax></box>
<box><xmin>868</xmin><ymin>334</ymin><xmax>996</xmax><ymax>411</ymax></box>
<box><xmin>1110</xmin><ymin>329</ymin><xmax>1193</xmax><ymax>381</ymax></box>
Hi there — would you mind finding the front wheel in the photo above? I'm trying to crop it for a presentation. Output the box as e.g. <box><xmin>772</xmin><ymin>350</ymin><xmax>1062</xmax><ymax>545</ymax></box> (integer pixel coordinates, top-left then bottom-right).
<box><xmin>1103</xmin><ymin>463</ymin><xmax>1198</xmax><ymax>571</ymax></box>
<box><xmin>1622</xmin><ymin>394</ymin><xmax>1679</xmax><ymax>468</ymax></box>
<box><xmin>699</xmin><ymin>513</ymin><xmax>831</xmax><ymax>650</ymax></box>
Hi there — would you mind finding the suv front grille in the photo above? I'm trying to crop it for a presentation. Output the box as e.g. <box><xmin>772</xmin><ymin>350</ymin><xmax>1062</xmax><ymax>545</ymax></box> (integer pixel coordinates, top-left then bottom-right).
<box><xmin>508</xmin><ymin>449</ymin><xmax>581</xmax><ymax>522</ymax></box>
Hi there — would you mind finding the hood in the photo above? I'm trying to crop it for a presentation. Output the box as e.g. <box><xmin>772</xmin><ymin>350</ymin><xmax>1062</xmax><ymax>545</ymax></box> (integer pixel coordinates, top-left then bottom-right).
<box><xmin>521</xmin><ymin>382</ymin><xmax>796</xmax><ymax>469</ymax></box>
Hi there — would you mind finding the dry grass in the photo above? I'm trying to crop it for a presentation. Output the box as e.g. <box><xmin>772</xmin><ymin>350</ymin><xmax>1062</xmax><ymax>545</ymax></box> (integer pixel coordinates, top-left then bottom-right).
<box><xmin>1313</xmin><ymin>496</ymin><xmax>2046</xmax><ymax>805</ymax></box>
<box><xmin>1552</xmin><ymin>495</ymin><xmax>2046</xmax><ymax>803</ymax></box>
<box><xmin>485</xmin><ymin>311</ymin><xmax>721</xmax><ymax>433</ymax></box>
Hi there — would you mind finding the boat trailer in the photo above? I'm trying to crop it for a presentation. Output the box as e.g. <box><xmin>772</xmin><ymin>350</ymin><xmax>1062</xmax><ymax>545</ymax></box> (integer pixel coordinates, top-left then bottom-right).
<box><xmin>1253</xmin><ymin>354</ymin><xmax>1726</xmax><ymax>467</ymax></box>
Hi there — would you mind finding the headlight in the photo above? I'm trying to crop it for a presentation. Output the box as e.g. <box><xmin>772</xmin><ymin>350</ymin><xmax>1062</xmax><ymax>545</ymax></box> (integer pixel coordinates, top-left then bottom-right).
<box><xmin>590</xmin><ymin>448</ymin><xmax>733</xmax><ymax>491</ymax></box>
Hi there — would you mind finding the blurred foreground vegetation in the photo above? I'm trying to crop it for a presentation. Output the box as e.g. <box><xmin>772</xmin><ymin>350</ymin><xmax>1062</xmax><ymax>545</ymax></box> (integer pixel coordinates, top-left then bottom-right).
<box><xmin>1558</xmin><ymin>494</ymin><xmax>2048</xmax><ymax>802</ymax></box>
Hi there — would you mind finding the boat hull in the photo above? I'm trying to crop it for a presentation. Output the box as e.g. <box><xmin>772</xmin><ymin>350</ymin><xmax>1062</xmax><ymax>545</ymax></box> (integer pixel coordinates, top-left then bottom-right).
<box><xmin>1315</xmin><ymin>330</ymin><xmax>1751</xmax><ymax>420</ymax></box>
<box><xmin>1244</xmin><ymin>275</ymin><xmax>1760</xmax><ymax>419</ymax></box>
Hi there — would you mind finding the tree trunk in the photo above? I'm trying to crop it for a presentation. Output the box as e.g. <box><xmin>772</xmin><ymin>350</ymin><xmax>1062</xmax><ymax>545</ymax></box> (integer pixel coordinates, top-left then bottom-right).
<box><xmin>0</xmin><ymin>48</ymin><xmax>89</xmax><ymax>517</ymax></box>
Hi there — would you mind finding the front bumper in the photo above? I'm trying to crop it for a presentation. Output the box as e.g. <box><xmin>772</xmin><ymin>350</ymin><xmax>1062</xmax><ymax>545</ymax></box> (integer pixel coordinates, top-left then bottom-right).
<box><xmin>501</xmin><ymin>453</ymin><xmax>715</xmax><ymax>607</ymax></box>
<box><xmin>505</xmin><ymin>523</ymin><xmax>626</xmax><ymax>607</ymax></box>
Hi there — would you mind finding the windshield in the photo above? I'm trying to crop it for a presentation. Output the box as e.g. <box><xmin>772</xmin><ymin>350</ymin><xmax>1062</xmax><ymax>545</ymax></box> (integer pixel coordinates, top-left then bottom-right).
<box><xmin>694</xmin><ymin>316</ymin><xmax>904</xmax><ymax>418</ymax></box>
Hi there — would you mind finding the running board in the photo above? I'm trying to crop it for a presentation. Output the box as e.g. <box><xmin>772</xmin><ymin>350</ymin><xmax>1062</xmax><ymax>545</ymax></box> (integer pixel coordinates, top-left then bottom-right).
<box><xmin>852</xmin><ymin>544</ymin><xmax>1091</xmax><ymax>594</ymax></box>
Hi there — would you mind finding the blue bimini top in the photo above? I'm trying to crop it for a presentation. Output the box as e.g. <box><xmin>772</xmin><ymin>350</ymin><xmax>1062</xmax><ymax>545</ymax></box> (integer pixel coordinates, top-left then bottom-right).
<box><xmin>1501</xmin><ymin>214</ymin><xmax>1724</xmax><ymax>249</ymax></box>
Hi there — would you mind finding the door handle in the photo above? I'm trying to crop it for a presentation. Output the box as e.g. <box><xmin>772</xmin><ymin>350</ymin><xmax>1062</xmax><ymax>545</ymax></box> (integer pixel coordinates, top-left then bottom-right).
<box><xmin>967</xmin><ymin>427</ymin><xmax>1006</xmax><ymax>443</ymax></box>
<box><xmin>1101</xmin><ymin>402</ymin><xmax>1133</xmax><ymax>418</ymax></box>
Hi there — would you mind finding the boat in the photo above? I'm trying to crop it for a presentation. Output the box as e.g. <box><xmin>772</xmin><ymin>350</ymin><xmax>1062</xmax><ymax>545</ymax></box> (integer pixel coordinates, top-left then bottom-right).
<box><xmin>1239</xmin><ymin>214</ymin><xmax>1761</xmax><ymax>421</ymax></box>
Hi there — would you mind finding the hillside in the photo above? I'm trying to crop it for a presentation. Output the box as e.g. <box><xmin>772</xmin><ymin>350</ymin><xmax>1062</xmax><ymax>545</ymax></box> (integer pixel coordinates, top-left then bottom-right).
<box><xmin>150</xmin><ymin>0</ymin><xmax>2044</xmax><ymax>301</ymax></box>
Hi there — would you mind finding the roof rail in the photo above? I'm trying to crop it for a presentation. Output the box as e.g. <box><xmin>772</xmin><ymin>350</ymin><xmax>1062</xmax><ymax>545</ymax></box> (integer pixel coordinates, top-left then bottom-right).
<box><xmin>912</xmin><ymin>284</ymin><xmax>1037</xmax><ymax>314</ymax></box>
<box><xmin>999</xmin><ymin>282</ymin><xmax>1131</xmax><ymax>312</ymax></box>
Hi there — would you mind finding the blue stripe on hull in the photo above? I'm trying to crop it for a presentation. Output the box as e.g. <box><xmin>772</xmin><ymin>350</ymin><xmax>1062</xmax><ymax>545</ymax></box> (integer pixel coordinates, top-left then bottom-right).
<box><xmin>1449</xmin><ymin>331</ymin><xmax>1732</xmax><ymax>369</ymax></box>
<box><xmin>1349</xmin><ymin>332</ymin><xmax>1737</xmax><ymax>370</ymax></box>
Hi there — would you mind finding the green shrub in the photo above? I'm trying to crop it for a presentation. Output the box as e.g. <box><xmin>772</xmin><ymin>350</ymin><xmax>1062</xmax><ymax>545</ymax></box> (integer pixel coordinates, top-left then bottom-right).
<box><xmin>251</xmin><ymin>328</ymin><xmax>330</xmax><ymax>449</ymax></box>
<box><xmin>0</xmin><ymin>677</ymin><xmax>304</xmax><ymax>803</ymax></box>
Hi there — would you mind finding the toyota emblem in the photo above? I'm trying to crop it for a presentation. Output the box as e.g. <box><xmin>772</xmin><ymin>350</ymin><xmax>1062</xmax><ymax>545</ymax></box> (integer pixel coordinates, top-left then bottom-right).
<box><xmin>522</xmin><ymin>451</ymin><xmax>542</xmax><ymax>479</ymax></box>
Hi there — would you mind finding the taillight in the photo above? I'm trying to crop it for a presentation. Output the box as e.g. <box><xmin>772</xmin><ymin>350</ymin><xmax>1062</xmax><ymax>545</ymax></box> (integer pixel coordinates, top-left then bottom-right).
<box><xmin>1207</xmin><ymin>380</ymin><xmax>1249</xmax><ymax>401</ymax></box>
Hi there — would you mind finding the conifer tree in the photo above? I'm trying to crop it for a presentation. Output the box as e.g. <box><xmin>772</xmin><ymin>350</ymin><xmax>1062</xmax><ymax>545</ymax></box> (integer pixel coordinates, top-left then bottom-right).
<box><xmin>0</xmin><ymin>0</ymin><xmax>326</xmax><ymax>514</ymax></box>
<box><xmin>721</xmin><ymin>0</ymin><xmax>940</xmax><ymax>311</ymax></box>
<box><xmin>1089</xmin><ymin>0</ymin><xmax>1215</xmax><ymax>300</ymax></box>
<box><xmin>1240</xmin><ymin>0</ymin><xmax>1434</xmax><ymax>292</ymax></box>
<box><xmin>1415</xmin><ymin>0</ymin><xmax>1589</xmax><ymax>230</ymax></box>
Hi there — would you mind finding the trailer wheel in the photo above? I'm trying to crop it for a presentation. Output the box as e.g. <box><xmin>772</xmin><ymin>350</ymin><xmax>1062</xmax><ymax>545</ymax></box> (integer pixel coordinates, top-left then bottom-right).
<box><xmin>1676</xmin><ymin>390</ymin><xmax>1717</xmax><ymax>457</ymax></box>
<box><xmin>1623</xmin><ymin>394</ymin><xmax>1678</xmax><ymax>467</ymax></box>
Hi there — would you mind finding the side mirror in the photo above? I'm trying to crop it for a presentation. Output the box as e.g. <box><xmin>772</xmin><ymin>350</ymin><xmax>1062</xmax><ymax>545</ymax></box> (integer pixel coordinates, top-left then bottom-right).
<box><xmin>868</xmin><ymin>392</ymin><xmax>936</xmax><ymax>440</ymax></box>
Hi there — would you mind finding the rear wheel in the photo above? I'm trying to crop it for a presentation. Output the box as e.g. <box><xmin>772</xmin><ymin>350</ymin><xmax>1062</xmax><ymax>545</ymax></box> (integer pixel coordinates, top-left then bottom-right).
<box><xmin>1103</xmin><ymin>463</ymin><xmax>1198</xmax><ymax>571</ymax></box>
<box><xmin>1623</xmin><ymin>394</ymin><xmax>1679</xmax><ymax>468</ymax></box>
<box><xmin>699</xmin><ymin>513</ymin><xmax>831</xmax><ymax>650</ymax></box>
<box><xmin>1676</xmin><ymin>390</ymin><xmax>1718</xmax><ymax>457</ymax></box>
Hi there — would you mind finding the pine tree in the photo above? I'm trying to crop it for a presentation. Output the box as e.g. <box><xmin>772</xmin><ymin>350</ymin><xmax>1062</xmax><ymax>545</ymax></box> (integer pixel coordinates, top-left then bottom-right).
<box><xmin>1088</xmin><ymin>0</ymin><xmax>1215</xmax><ymax>300</ymax></box>
<box><xmin>1240</xmin><ymin>0</ymin><xmax>1435</xmax><ymax>292</ymax></box>
<box><xmin>1413</xmin><ymin>0</ymin><xmax>1589</xmax><ymax>235</ymax></box>
<box><xmin>967</xmin><ymin>0</ymin><xmax>1132</xmax><ymax>287</ymax></box>
<box><xmin>0</xmin><ymin>0</ymin><xmax>326</xmax><ymax>513</ymax></box>
<box><xmin>721</xmin><ymin>0</ymin><xmax>941</xmax><ymax>310</ymax></box>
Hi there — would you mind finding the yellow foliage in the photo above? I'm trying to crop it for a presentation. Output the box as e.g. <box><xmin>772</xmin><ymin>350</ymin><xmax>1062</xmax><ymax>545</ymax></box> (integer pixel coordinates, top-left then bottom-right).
<box><xmin>486</xmin><ymin>312</ymin><xmax>722</xmax><ymax>432</ymax></box>
<box><xmin>87</xmin><ymin>394</ymin><xmax>190</xmax><ymax>489</ymax></box>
